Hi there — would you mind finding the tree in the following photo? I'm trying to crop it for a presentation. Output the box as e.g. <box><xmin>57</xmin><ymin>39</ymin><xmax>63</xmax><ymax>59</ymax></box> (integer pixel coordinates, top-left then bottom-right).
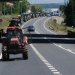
<box><xmin>59</xmin><ymin>5</ymin><xmax>65</xmax><ymax>13</ymax></box>
<box><xmin>64</xmin><ymin>0</ymin><xmax>75</xmax><ymax>27</ymax></box>
<box><xmin>31</xmin><ymin>5</ymin><xmax>42</xmax><ymax>13</ymax></box>
<box><xmin>0</xmin><ymin>0</ymin><xmax>30</xmax><ymax>15</ymax></box>
<box><xmin>20</xmin><ymin>0</ymin><xmax>30</xmax><ymax>13</ymax></box>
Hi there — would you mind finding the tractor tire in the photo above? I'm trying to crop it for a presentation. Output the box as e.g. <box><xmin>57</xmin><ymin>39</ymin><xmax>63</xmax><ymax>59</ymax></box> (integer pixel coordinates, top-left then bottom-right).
<box><xmin>23</xmin><ymin>52</ymin><xmax>28</xmax><ymax>60</ymax></box>
<box><xmin>22</xmin><ymin>45</ymin><xmax>28</xmax><ymax>60</ymax></box>
<box><xmin>2</xmin><ymin>52</ymin><xmax>9</xmax><ymax>61</ymax></box>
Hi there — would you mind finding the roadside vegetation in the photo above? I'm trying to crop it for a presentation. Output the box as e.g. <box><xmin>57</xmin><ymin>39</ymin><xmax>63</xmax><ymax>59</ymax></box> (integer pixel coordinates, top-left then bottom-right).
<box><xmin>0</xmin><ymin>14</ymin><xmax>18</xmax><ymax>29</ymax></box>
<box><xmin>0</xmin><ymin>0</ymin><xmax>42</xmax><ymax>29</ymax></box>
<box><xmin>49</xmin><ymin>0</ymin><xmax>75</xmax><ymax>34</ymax></box>
<box><xmin>48</xmin><ymin>18</ymin><xmax>75</xmax><ymax>33</ymax></box>
<box><xmin>59</xmin><ymin>0</ymin><xmax>75</xmax><ymax>27</ymax></box>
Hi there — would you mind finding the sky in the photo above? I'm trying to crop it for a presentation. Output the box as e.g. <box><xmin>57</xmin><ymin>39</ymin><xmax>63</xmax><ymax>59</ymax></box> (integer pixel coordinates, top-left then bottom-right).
<box><xmin>27</xmin><ymin>0</ymin><xmax>66</xmax><ymax>4</ymax></box>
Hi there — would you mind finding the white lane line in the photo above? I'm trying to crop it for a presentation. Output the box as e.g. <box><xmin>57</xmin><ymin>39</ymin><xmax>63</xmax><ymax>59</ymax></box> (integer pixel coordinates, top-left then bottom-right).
<box><xmin>21</xmin><ymin>17</ymin><xmax>62</xmax><ymax>75</ymax></box>
<box><xmin>43</xmin><ymin>18</ymin><xmax>56</xmax><ymax>34</ymax></box>
<box><xmin>30</xmin><ymin>44</ymin><xmax>62</xmax><ymax>75</ymax></box>
<box><xmin>51</xmin><ymin>69</ymin><xmax>58</xmax><ymax>72</ymax></box>
<box><xmin>22</xmin><ymin>19</ymin><xmax>33</xmax><ymax>33</ymax></box>
<box><xmin>53</xmin><ymin>72</ymin><xmax>61</xmax><ymax>75</ymax></box>
<box><xmin>22</xmin><ymin>19</ymin><xmax>33</xmax><ymax>28</ymax></box>
<box><xmin>33</xmin><ymin>18</ymin><xmax>73</xmax><ymax>54</ymax></box>
<box><xmin>43</xmin><ymin>17</ymin><xmax>75</xmax><ymax>55</ymax></box>
<box><xmin>49</xmin><ymin>67</ymin><xmax>56</xmax><ymax>69</ymax></box>
<box><xmin>32</xmin><ymin>17</ymin><xmax>75</xmax><ymax>55</ymax></box>
<box><xmin>0</xmin><ymin>53</ymin><xmax>2</xmax><ymax>59</ymax></box>
<box><xmin>33</xmin><ymin>17</ymin><xmax>45</xmax><ymax>27</ymax></box>
<box><xmin>33</xmin><ymin>17</ymin><xmax>45</xmax><ymax>33</ymax></box>
<box><xmin>0</xmin><ymin>19</ymin><xmax>33</xmax><ymax>59</ymax></box>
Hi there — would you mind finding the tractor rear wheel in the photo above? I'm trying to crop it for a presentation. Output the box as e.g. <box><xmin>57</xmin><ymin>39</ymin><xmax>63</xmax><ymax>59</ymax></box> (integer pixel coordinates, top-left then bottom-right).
<box><xmin>2</xmin><ymin>52</ymin><xmax>9</xmax><ymax>61</ymax></box>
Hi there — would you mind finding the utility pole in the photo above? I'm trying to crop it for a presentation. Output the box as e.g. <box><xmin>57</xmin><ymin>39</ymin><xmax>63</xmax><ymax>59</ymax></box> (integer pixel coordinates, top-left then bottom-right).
<box><xmin>10</xmin><ymin>4</ymin><xmax>13</xmax><ymax>16</ymax></box>
<box><xmin>10</xmin><ymin>6</ymin><xmax>12</xmax><ymax>15</ymax></box>
<box><xmin>4</xmin><ymin>2</ymin><xmax>5</xmax><ymax>21</ymax></box>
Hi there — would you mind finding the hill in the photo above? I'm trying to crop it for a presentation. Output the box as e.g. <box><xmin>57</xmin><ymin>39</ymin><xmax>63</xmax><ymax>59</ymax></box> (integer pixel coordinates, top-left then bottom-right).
<box><xmin>37</xmin><ymin>3</ymin><xmax>64</xmax><ymax>8</ymax></box>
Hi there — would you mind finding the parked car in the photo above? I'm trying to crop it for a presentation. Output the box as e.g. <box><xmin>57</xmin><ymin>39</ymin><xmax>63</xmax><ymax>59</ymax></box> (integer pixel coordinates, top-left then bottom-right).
<box><xmin>27</xmin><ymin>26</ymin><xmax>35</xmax><ymax>32</ymax></box>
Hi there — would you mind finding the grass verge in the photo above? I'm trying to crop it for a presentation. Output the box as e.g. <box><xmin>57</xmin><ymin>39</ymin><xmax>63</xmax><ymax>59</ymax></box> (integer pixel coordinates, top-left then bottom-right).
<box><xmin>48</xmin><ymin>18</ymin><xmax>75</xmax><ymax>33</ymax></box>
<box><xmin>0</xmin><ymin>14</ymin><xmax>18</xmax><ymax>29</ymax></box>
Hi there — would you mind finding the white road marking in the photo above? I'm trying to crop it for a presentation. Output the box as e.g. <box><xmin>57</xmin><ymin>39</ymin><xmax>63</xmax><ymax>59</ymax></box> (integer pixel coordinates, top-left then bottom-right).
<box><xmin>33</xmin><ymin>17</ymin><xmax>75</xmax><ymax>55</ymax></box>
<box><xmin>35</xmin><ymin>30</ymin><xmax>40</xmax><ymax>34</ymax></box>
<box><xmin>51</xmin><ymin>69</ymin><xmax>58</xmax><ymax>72</ymax></box>
<box><xmin>22</xmin><ymin>19</ymin><xmax>33</xmax><ymax>33</ymax></box>
<box><xmin>22</xmin><ymin>17</ymin><xmax>62</xmax><ymax>75</ymax></box>
<box><xmin>30</xmin><ymin>44</ymin><xmax>62</xmax><ymax>75</ymax></box>
<box><xmin>0</xmin><ymin>19</ymin><xmax>33</xmax><ymax>59</ymax></box>
<box><xmin>33</xmin><ymin>17</ymin><xmax>45</xmax><ymax>34</ymax></box>
<box><xmin>20</xmin><ymin>17</ymin><xmax>75</xmax><ymax>75</ymax></box>
<box><xmin>43</xmin><ymin>18</ymin><xmax>57</xmax><ymax>35</ymax></box>
<box><xmin>0</xmin><ymin>53</ymin><xmax>2</xmax><ymax>59</ymax></box>
<box><xmin>22</xmin><ymin>19</ymin><xmax>33</xmax><ymax>28</ymax></box>
<box><xmin>43</xmin><ymin>17</ymin><xmax>75</xmax><ymax>55</ymax></box>
<box><xmin>49</xmin><ymin>67</ymin><xmax>56</xmax><ymax>69</ymax></box>
<box><xmin>53</xmin><ymin>72</ymin><xmax>61</xmax><ymax>75</ymax></box>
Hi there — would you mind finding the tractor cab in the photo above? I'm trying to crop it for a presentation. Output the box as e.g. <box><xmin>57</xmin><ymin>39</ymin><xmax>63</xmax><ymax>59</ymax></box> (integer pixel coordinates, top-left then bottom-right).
<box><xmin>7</xmin><ymin>27</ymin><xmax>23</xmax><ymax>44</ymax></box>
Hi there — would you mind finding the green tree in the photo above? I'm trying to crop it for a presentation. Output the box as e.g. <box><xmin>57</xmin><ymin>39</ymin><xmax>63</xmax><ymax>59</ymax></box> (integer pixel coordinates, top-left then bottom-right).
<box><xmin>59</xmin><ymin>5</ymin><xmax>65</xmax><ymax>13</ymax></box>
<box><xmin>64</xmin><ymin>2</ymin><xmax>72</xmax><ymax>26</ymax></box>
<box><xmin>31</xmin><ymin>5</ymin><xmax>42</xmax><ymax>12</ymax></box>
<box><xmin>1</xmin><ymin>0</ymin><xmax>30</xmax><ymax>15</ymax></box>
<box><xmin>64</xmin><ymin>0</ymin><xmax>75</xmax><ymax>26</ymax></box>
<box><xmin>20</xmin><ymin>0</ymin><xmax>30</xmax><ymax>13</ymax></box>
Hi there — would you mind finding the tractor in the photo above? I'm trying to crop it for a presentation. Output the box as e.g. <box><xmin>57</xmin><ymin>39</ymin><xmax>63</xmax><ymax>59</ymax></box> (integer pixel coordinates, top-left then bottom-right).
<box><xmin>2</xmin><ymin>26</ymin><xmax>28</xmax><ymax>60</ymax></box>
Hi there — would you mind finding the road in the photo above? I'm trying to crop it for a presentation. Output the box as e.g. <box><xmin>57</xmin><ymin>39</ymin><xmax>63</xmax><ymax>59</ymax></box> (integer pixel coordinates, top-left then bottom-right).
<box><xmin>0</xmin><ymin>17</ymin><xmax>75</xmax><ymax>75</ymax></box>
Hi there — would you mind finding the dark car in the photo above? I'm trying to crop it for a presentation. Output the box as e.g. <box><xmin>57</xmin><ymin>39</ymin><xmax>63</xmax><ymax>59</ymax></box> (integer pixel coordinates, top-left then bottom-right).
<box><xmin>27</xmin><ymin>26</ymin><xmax>35</xmax><ymax>32</ymax></box>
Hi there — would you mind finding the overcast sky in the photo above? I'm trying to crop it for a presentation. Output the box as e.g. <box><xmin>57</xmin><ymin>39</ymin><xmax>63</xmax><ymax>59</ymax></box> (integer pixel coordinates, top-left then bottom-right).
<box><xmin>27</xmin><ymin>0</ymin><xmax>66</xmax><ymax>4</ymax></box>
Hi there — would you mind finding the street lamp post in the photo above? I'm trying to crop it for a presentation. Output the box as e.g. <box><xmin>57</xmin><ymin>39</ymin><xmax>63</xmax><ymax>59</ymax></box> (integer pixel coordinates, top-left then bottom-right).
<box><xmin>4</xmin><ymin>2</ymin><xmax>5</xmax><ymax>21</ymax></box>
<box><xmin>6</xmin><ymin>2</ymin><xmax>13</xmax><ymax>16</ymax></box>
<box><xmin>10</xmin><ymin>4</ymin><xmax>13</xmax><ymax>15</ymax></box>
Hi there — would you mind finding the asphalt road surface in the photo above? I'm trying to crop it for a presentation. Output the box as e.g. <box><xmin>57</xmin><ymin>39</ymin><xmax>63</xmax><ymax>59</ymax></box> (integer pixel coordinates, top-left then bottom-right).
<box><xmin>0</xmin><ymin>17</ymin><xmax>75</xmax><ymax>75</ymax></box>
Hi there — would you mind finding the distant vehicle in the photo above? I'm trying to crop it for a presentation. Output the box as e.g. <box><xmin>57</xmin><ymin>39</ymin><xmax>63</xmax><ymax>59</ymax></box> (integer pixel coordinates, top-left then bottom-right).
<box><xmin>2</xmin><ymin>27</ymin><xmax>28</xmax><ymax>60</ymax></box>
<box><xmin>27</xmin><ymin>26</ymin><xmax>35</xmax><ymax>32</ymax></box>
<box><xmin>9</xmin><ymin>19</ymin><xmax>21</xmax><ymax>27</ymax></box>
